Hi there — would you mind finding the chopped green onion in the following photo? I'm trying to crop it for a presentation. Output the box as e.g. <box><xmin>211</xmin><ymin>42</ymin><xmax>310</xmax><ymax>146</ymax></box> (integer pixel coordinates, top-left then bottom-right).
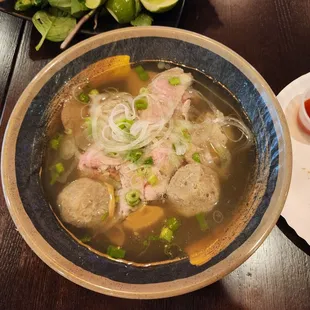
<box><xmin>49</xmin><ymin>139</ymin><xmax>60</xmax><ymax>150</ymax></box>
<box><xmin>159</xmin><ymin>227</ymin><xmax>174</xmax><ymax>243</ymax></box>
<box><xmin>88</xmin><ymin>89</ymin><xmax>99</xmax><ymax>95</ymax></box>
<box><xmin>143</xmin><ymin>157</ymin><xmax>154</xmax><ymax>165</ymax></box>
<box><xmin>118</xmin><ymin>123</ymin><xmax>129</xmax><ymax>131</ymax></box>
<box><xmin>107</xmin><ymin>245</ymin><xmax>126</xmax><ymax>259</ymax></box>
<box><xmin>49</xmin><ymin>133</ymin><xmax>62</xmax><ymax>151</ymax></box>
<box><xmin>116</xmin><ymin>118</ymin><xmax>134</xmax><ymax>125</ymax></box>
<box><xmin>166</xmin><ymin>217</ymin><xmax>181</xmax><ymax>232</ymax></box>
<box><xmin>135</xmin><ymin>65</ymin><xmax>145</xmax><ymax>74</ymax></box>
<box><xmin>196</xmin><ymin>213</ymin><xmax>209</xmax><ymax>231</ymax></box>
<box><xmin>127</xmin><ymin>149</ymin><xmax>143</xmax><ymax>163</ymax></box>
<box><xmin>117</xmin><ymin>118</ymin><xmax>134</xmax><ymax>132</ymax></box>
<box><xmin>135</xmin><ymin>65</ymin><xmax>149</xmax><ymax>81</ymax></box>
<box><xmin>147</xmin><ymin>174</ymin><xmax>158</xmax><ymax>186</ymax></box>
<box><xmin>137</xmin><ymin>166</ymin><xmax>151</xmax><ymax>177</ymax></box>
<box><xmin>125</xmin><ymin>190</ymin><xmax>141</xmax><ymax>207</ymax></box>
<box><xmin>139</xmin><ymin>72</ymin><xmax>149</xmax><ymax>81</ymax></box>
<box><xmin>55</xmin><ymin>163</ymin><xmax>64</xmax><ymax>174</ymax></box>
<box><xmin>80</xmin><ymin>235</ymin><xmax>91</xmax><ymax>243</ymax></box>
<box><xmin>101</xmin><ymin>211</ymin><xmax>109</xmax><ymax>222</ymax></box>
<box><xmin>135</xmin><ymin>97</ymin><xmax>148</xmax><ymax>110</ymax></box>
<box><xmin>49</xmin><ymin>162</ymin><xmax>64</xmax><ymax>185</ymax></box>
<box><xmin>192</xmin><ymin>152</ymin><xmax>201</xmax><ymax>163</ymax></box>
<box><xmin>169</xmin><ymin>77</ymin><xmax>181</xmax><ymax>86</ymax></box>
<box><xmin>50</xmin><ymin>171</ymin><xmax>59</xmax><ymax>185</ymax></box>
<box><xmin>108</xmin><ymin>152</ymin><xmax>118</xmax><ymax>157</ymax></box>
<box><xmin>182</xmin><ymin>129</ymin><xmax>191</xmax><ymax>141</ymax></box>
<box><xmin>78</xmin><ymin>92</ymin><xmax>90</xmax><ymax>104</ymax></box>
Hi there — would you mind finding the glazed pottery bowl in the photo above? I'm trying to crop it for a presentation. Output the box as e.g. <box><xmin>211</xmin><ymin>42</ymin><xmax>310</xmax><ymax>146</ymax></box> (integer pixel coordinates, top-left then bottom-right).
<box><xmin>1</xmin><ymin>27</ymin><xmax>292</xmax><ymax>299</ymax></box>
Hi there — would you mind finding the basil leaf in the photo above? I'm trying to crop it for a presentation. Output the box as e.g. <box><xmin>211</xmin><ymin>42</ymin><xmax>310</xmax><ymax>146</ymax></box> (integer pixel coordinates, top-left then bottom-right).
<box><xmin>48</xmin><ymin>0</ymin><xmax>71</xmax><ymax>12</ymax></box>
<box><xmin>32</xmin><ymin>10</ymin><xmax>76</xmax><ymax>50</ymax></box>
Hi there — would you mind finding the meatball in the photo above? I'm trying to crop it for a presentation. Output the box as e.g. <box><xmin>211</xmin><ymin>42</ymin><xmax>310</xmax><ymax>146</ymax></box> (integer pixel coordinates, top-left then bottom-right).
<box><xmin>167</xmin><ymin>164</ymin><xmax>220</xmax><ymax>217</ymax></box>
<box><xmin>57</xmin><ymin>178</ymin><xmax>110</xmax><ymax>228</ymax></box>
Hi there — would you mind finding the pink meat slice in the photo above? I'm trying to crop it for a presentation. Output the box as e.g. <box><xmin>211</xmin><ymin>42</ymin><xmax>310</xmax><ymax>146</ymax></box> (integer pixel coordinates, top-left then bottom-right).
<box><xmin>140</xmin><ymin>68</ymin><xmax>193</xmax><ymax>123</ymax></box>
<box><xmin>78</xmin><ymin>146</ymin><xmax>123</xmax><ymax>173</ymax></box>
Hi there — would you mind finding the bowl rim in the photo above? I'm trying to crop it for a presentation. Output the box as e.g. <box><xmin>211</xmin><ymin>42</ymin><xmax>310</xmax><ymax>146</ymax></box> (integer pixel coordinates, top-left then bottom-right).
<box><xmin>1</xmin><ymin>26</ymin><xmax>292</xmax><ymax>299</ymax></box>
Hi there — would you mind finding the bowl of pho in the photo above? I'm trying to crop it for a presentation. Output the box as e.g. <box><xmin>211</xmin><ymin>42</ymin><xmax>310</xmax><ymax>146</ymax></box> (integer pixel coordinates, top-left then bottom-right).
<box><xmin>1</xmin><ymin>27</ymin><xmax>292</xmax><ymax>298</ymax></box>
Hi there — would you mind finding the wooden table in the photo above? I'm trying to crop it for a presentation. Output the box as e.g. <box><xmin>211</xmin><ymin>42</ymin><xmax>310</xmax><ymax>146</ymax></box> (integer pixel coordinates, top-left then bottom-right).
<box><xmin>0</xmin><ymin>1</ymin><xmax>310</xmax><ymax>309</ymax></box>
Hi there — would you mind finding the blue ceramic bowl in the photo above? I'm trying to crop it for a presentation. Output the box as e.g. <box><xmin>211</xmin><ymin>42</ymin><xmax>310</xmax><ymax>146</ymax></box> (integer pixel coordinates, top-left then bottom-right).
<box><xmin>1</xmin><ymin>27</ymin><xmax>292</xmax><ymax>299</ymax></box>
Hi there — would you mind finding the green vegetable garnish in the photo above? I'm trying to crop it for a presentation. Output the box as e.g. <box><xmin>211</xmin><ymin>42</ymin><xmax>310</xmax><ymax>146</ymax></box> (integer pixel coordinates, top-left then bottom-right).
<box><xmin>14</xmin><ymin>0</ymin><xmax>33</xmax><ymax>11</ymax></box>
<box><xmin>88</xmin><ymin>88</ymin><xmax>100</xmax><ymax>95</ymax></box>
<box><xmin>117</xmin><ymin>118</ymin><xmax>133</xmax><ymax>132</ymax></box>
<box><xmin>192</xmin><ymin>152</ymin><xmax>201</xmax><ymax>163</ymax></box>
<box><xmin>131</xmin><ymin>13</ymin><xmax>153</xmax><ymax>26</ymax></box>
<box><xmin>125</xmin><ymin>189</ymin><xmax>141</xmax><ymax>207</ymax></box>
<box><xmin>50</xmin><ymin>171</ymin><xmax>59</xmax><ymax>185</ymax></box>
<box><xmin>49</xmin><ymin>139</ymin><xmax>60</xmax><ymax>150</ymax></box>
<box><xmin>80</xmin><ymin>235</ymin><xmax>92</xmax><ymax>243</ymax></box>
<box><xmin>135</xmin><ymin>97</ymin><xmax>148</xmax><ymax>110</ymax></box>
<box><xmin>196</xmin><ymin>213</ymin><xmax>209</xmax><ymax>231</ymax></box>
<box><xmin>127</xmin><ymin>149</ymin><xmax>143</xmax><ymax>162</ymax></box>
<box><xmin>143</xmin><ymin>157</ymin><xmax>154</xmax><ymax>165</ymax></box>
<box><xmin>49</xmin><ymin>162</ymin><xmax>64</xmax><ymax>185</ymax></box>
<box><xmin>55</xmin><ymin>162</ymin><xmax>65</xmax><ymax>174</ymax></box>
<box><xmin>49</xmin><ymin>133</ymin><xmax>62</xmax><ymax>150</ymax></box>
<box><xmin>169</xmin><ymin>77</ymin><xmax>181</xmax><ymax>86</ymax></box>
<box><xmin>134</xmin><ymin>65</ymin><xmax>149</xmax><ymax>81</ymax></box>
<box><xmin>182</xmin><ymin>129</ymin><xmax>191</xmax><ymax>141</ymax></box>
<box><xmin>32</xmin><ymin>9</ymin><xmax>76</xmax><ymax>51</ymax></box>
<box><xmin>147</xmin><ymin>174</ymin><xmax>158</xmax><ymax>186</ymax></box>
<box><xmin>107</xmin><ymin>245</ymin><xmax>126</xmax><ymax>259</ymax></box>
<box><xmin>137</xmin><ymin>166</ymin><xmax>151</xmax><ymax>177</ymax></box>
<box><xmin>78</xmin><ymin>92</ymin><xmax>90</xmax><ymax>103</ymax></box>
<box><xmin>166</xmin><ymin>217</ymin><xmax>181</xmax><ymax>232</ymax></box>
<box><xmin>159</xmin><ymin>227</ymin><xmax>174</xmax><ymax>243</ymax></box>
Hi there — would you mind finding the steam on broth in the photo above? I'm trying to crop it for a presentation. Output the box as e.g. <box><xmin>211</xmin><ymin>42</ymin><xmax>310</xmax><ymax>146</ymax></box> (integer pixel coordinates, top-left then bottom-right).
<box><xmin>42</xmin><ymin>60</ymin><xmax>256</xmax><ymax>265</ymax></box>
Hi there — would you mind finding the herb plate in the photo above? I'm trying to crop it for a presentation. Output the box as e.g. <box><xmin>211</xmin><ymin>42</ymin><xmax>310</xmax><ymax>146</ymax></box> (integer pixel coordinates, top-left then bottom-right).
<box><xmin>0</xmin><ymin>0</ymin><xmax>186</xmax><ymax>35</ymax></box>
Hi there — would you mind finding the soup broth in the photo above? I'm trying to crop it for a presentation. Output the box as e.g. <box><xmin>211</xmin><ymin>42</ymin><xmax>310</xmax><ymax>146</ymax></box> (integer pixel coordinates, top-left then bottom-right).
<box><xmin>42</xmin><ymin>60</ymin><xmax>256</xmax><ymax>265</ymax></box>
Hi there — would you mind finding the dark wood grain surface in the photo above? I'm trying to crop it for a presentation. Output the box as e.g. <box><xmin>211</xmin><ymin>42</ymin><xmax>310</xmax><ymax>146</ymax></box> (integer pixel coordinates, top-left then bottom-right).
<box><xmin>0</xmin><ymin>1</ymin><xmax>310</xmax><ymax>309</ymax></box>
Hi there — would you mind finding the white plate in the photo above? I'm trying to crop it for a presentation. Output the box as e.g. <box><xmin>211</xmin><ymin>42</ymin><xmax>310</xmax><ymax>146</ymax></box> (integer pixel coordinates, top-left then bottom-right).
<box><xmin>277</xmin><ymin>73</ymin><xmax>310</xmax><ymax>245</ymax></box>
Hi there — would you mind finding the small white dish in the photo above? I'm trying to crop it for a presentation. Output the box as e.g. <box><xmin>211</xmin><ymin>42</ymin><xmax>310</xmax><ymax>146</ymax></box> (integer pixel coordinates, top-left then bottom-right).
<box><xmin>278</xmin><ymin>73</ymin><xmax>310</xmax><ymax>246</ymax></box>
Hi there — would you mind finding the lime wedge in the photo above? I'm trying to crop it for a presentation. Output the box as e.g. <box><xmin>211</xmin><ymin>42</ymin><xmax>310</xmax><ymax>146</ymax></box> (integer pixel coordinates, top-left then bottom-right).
<box><xmin>140</xmin><ymin>0</ymin><xmax>179</xmax><ymax>13</ymax></box>
<box><xmin>106</xmin><ymin>0</ymin><xmax>136</xmax><ymax>24</ymax></box>
<box><xmin>85</xmin><ymin>0</ymin><xmax>106</xmax><ymax>9</ymax></box>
